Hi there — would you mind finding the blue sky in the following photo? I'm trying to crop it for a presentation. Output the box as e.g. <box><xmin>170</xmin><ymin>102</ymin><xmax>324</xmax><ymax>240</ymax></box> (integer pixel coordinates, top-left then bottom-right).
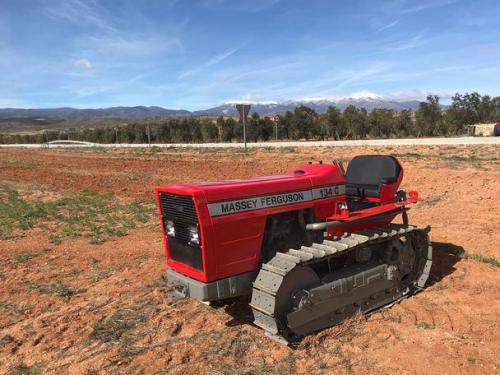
<box><xmin>1</xmin><ymin>0</ymin><xmax>499</xmax><ymax>110</ymax></box>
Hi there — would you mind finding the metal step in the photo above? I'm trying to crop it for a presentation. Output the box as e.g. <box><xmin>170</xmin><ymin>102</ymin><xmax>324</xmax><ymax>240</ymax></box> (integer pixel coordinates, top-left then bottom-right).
<box><xmin>286</xmin><ymin>249</ymin><xmax>314</xmax><ymax>261</ymax></box>
<box><xmin>322</xmin><ymin>240</ymin><xmax>349</xmax><ymax>251</ymax></box>
<box><xmin>300</xmin><ymin>246</ymin><xmax>325</xmax><ymax>258</ymax></box>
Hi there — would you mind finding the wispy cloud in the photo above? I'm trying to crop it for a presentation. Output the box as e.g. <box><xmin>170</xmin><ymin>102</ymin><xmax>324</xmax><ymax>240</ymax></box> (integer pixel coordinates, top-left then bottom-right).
<box><xmin>44</xmin><ymin>0</ymin><xmax>184</xmax><ymax>74</ymax></box>
<box><xmin>334</xmin><ymin>61</ymin><xmax>393</xmax><ymax>90</ymax></box>
<box><xmin>201</xmin><ymin>0</ymin><xmax>280</xmax><ymax>12</ymax></box>
<box><xmin>354</xmin><ymin>64</ymin><xmax>478</xmax><ymax>89</ymax></box>
<box><xmin>85</xmin><ymin>34</ymin><xmax>182</xmax><ymax>56</ymax></box>
<box><xmin>455</xmin><ymin>1</ymin><xmax>500</xmax><ymax>27</ymax></box>
<box><xmin>474</xmin><ymin>66</ymin><xmax>500</xmax><ymax>74</ymax></box>
<box><xmin>179</xmin><ymin>48</ymin><xmax>239</xmax><ymax>79</ymax></box>
<box><xmin>44</xmin><ymin>0</ymin><xmax>115</xmax><ymax>33</ymax></box>
<box><xmin>376</xmin><ymin>19</ymin><xmax>399</xmax><ymax>32</ymax></box>
<box><xmin>210</xmin><ymin>61</ymin><xmax>303</xmax><ymax>86</ymax></box>
<box><xmin>164</xmin><ymin>0</ymin><xmax>180</xmax><ymax>10</ymax></box>
<box><xmin>65</xmin><ymin>74</ymin><xmax>145</xmax><ymax>98</ymax></box>
<box><xmin>388</xmin><ymin>30</ymin><xmax>427</xmax><ymax>51</ymax></box>
<box><xmin>400</xmin><ymin>0</ymin><xmax>458</xmax><ymax>14</ymax></box>
<box><xmin>229</xmin><ymin>60</ymin><xmax>393</xmax><ymax>101</ymax></box>
<box><xmin>74</xmin><ymin>58</ymin><xmax>93</xmax><ymax>70</ymax></box>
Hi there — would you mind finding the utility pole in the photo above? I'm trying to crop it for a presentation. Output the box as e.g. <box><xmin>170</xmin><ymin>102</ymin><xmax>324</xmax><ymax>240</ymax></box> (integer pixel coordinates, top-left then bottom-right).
<box><xmin>114</xmin><ymin>128</ymin><xmax>118</xmax><ymax>144</ymax></box>
<box><xmin>147</xmin><ymin>125</ymin><xmax>151</xmax><ymax>147</ymax></box>
<box><xmin>236</xmin><ymin>104</ymin><xmax>251</xmax><ymax>151</ymax></box>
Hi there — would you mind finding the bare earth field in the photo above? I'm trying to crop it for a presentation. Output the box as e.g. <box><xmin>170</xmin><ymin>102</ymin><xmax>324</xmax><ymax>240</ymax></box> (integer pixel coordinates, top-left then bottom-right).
<box><xmin>0</xmin><ymin>145</ymin><xmax>499</xmax><ymax>375</ymax></box>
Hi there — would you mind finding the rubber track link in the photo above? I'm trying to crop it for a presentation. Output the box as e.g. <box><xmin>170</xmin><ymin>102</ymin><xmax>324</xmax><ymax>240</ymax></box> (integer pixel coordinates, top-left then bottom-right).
<box><xmin>250</xmin><ymin>224</ymin><xmax>432</xmax><ymax>344</ymax></box>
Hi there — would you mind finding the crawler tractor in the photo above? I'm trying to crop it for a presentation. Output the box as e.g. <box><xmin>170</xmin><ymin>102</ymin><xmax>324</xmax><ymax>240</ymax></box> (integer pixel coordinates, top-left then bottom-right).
<box><xmin>155</xmin><ymin>155</ymin><xmax>432</xmax><ymax>343</ymax></box>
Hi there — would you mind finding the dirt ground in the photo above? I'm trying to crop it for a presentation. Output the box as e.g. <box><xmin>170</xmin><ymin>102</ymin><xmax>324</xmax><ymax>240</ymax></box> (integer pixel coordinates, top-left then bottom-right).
<box><xmin>0</xmin><ymin>145</ymin><xmax>499</xmax><ymax>375</ymax></box>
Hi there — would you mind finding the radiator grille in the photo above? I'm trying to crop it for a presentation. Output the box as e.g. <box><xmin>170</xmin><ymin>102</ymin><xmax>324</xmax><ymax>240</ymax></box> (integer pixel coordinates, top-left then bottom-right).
<box><xmin>160</xmin><ymin>193</ymin><xmax>198</xmax><ymax>223</ymax></box>
<box><xmin>159</xmin><ymin>193</ymin><xmax>203</xmax><ymax>270</ymax></box>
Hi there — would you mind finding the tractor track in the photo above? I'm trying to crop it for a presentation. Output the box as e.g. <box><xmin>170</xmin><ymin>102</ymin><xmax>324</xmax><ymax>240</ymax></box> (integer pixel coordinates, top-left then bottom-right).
<box><xmin>250</xmin><ymin>224</ymin><xmax>432</xmax><ymax>344</ymax></box>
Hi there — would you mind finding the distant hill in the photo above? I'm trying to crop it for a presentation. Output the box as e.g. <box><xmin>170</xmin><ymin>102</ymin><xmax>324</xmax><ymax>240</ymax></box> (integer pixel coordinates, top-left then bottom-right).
<box><xmin>0</xmin><ymin>106</ymin><xmax>190</xmax><ymax>119</ymax></box>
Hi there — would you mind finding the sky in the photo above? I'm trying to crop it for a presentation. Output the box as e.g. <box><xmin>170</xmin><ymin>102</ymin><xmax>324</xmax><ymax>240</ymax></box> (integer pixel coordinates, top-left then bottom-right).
<box><xmin>1</xmin><ymin>0</ymin><xmax>499</xmax><ymax>110</ymax></box>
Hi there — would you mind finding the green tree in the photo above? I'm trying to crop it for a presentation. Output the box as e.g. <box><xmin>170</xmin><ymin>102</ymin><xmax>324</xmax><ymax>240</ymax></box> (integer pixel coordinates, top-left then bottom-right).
<box><xmin>156</xmin><ymin>122</ymin><xmax>172</xmax><ymax>142</ymax></box>
<box><xmin>369</xmin><ymin>109</ymin><xmax>396</xmax><ymax>138</ymax></box>
<box><xmin>342</xmin><ymin>105</ymin><xmax>368</xmax><ymax>139</ymax></box>
<box><xmin>200</xmin><ymin>119</ymin><xmax>218</xmax><ymax>142</ymax></box>
<box><xmin>416</xmin><ymin>95</ymin><xmax>444</xmax><ymax>136</ymax></box>
<box><xmin>325</xmin><ymin>106</ymin><xmax>344</xmax><ymax>139</ymax></box>
<box><xmin>233</xmin><ymin>117</ymin><xmax>243</xmax><ymax>140</ymax></box>
<box><xmin>395</xmin><ymin>110</ymin><xmax>413</xmax><ymax>137</ymax></box>
<box><xmin>223</xmin><ymin>118</ymin><xmax>237</xmax><ymax>142</ymax></box>
<box><xmin>279</xmin><ymin>111</ymin><xmax>294</xmax><ymax>139</ymax></box>
<box><xmin>293</xmin><ymin>105</ymin><xmax>318</xmax><ymax>140</ymax></box>
<box><xmin>259</xmin><ymin>116</ymin><xmax>274</xmax><ymax>141</ymax></box>
<box><xmin>189</xmin><ymin>119</ymin><xmax>203</xmax><ymax>142</ymax></box>
<box><xmin>317</xmin><ymin>115</ymin><xmax>329</xmax><ymax>140</ymax></box>
<box><xmin>248</xmin><ymin>112</ymin><xmax>260</xmax><ymax>142</ymax></box>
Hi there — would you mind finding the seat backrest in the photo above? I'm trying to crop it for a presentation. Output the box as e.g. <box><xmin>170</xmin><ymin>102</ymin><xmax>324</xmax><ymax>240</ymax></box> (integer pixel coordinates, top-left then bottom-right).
<box><xmin>345</xmin><ymin>155</ymin><xmax>401</xmax><ymax>197</ymax></box>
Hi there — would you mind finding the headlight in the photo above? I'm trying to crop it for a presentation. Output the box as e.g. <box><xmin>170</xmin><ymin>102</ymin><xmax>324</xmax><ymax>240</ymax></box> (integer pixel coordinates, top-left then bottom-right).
<box><xmin>188</xmin><ymin>225</ymin><xmax>200</xmax><ymax>245</ymax></box>
<box><xmin>165</xmin><ymin>220</ymin><xmax>175</xmax><ymax>237</ymax></box>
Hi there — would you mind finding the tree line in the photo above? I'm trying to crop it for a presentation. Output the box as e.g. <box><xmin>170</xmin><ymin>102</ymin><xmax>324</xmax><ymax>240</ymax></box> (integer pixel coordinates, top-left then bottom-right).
<box><xmin>1</xmin><ymin>92</ymin><xmax>498</xmax><ymax>144</ymax></box>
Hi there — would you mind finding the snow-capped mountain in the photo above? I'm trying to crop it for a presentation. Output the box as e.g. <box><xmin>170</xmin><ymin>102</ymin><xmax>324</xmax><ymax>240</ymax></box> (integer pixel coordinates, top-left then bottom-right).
<box><xmin>193</xmin><ymin>97</ymin><xmax>421</xmax><ymax>116</ymax></box>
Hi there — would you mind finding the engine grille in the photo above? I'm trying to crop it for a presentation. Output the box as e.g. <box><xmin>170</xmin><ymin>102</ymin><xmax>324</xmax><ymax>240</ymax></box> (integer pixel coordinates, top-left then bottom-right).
<box><xmin>159</xmin><ymin>193</ymin><xmax>203</xmax><ymax>271</ymax></box>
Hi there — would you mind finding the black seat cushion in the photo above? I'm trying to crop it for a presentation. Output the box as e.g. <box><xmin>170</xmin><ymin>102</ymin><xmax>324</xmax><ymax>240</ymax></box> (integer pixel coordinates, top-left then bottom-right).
<box><xmin>346</xmin><ymin>155</ymin><xmax>401</xmax><ymax>198</ymax></box>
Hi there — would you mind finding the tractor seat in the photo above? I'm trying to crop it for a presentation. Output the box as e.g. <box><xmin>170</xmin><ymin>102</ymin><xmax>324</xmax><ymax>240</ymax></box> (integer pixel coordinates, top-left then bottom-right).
<box><xmin>345</xmin><ymin>155</ymin><xmax>401</xmax><ymax>211</ymax></box>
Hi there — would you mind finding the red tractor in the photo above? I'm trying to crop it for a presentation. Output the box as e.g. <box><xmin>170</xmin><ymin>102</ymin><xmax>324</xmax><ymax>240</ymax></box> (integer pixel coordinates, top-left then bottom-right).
<box><xmin>155</xmin><ymin>155</ymin><xmax>432</xmax><ymax>343</ymax></box>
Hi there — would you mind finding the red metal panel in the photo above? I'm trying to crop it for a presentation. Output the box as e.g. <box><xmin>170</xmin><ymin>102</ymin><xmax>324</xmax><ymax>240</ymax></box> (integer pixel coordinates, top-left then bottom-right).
<box><xmin>155</xmin><ymin>163</ymin><xmax>346</xmax><ymax>282</ymax></box>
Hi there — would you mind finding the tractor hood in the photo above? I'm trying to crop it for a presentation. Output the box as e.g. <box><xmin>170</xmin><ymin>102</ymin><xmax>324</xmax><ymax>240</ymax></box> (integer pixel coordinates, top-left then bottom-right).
<box><xmin>157</xmin><ymin>163</ymin><xmax>345</xmax><ymax>203</ymax></box>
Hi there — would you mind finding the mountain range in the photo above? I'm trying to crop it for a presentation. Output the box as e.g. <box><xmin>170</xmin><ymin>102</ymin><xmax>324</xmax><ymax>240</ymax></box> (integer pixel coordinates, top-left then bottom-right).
<box><xmin>194</xmin><ymin>98</ymin><xmax>421</xmax><ymax>116</ymax></box>
<box><xmin>0</xmin><ymin>106</ymin><xmax>190</xmax><ymax>119</ymax></box>
<box><xmin>0</xmin><ymin>97</ymin><xmax>422</xmax><ymax>119</ymax></box>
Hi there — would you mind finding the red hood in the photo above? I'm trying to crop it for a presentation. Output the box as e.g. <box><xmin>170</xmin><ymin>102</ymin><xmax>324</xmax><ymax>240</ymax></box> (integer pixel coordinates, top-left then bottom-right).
<box><xmin>156</xmin><ymin>163</ymin><xmax>345</xmax><ymax>203</ymax></box>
